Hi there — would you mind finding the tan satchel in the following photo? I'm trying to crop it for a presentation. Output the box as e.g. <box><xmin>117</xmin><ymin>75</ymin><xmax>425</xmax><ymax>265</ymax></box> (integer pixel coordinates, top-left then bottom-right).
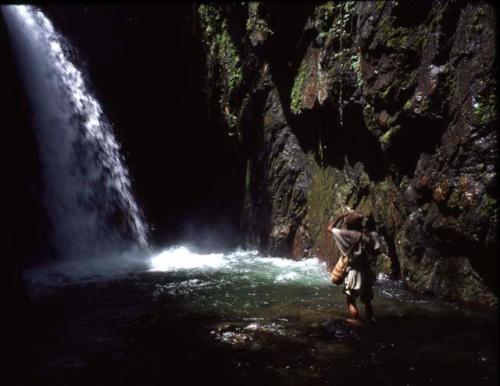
<box><xmin>331</xmin><ymin>255</ymin><xmax>349</xmax><ymax>285</ymax></box>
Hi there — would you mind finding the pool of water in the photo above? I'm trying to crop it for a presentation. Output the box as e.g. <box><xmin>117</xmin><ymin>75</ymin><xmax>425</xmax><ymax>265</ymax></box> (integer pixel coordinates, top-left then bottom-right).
<box><xmin>22</xmin><ymin>246</ymin><xmax>497</xmax><ymax>386</ymax></box>
<box><xmin>148</xmin><ymin>246</ymin><xmax>483</xmax><ymax>325</ymax></box>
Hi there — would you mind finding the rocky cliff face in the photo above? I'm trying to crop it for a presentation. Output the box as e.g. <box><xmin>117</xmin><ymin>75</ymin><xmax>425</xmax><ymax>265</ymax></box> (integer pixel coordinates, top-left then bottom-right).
<box><xmin>196</xmin><ymin>1</ymin><xmax>497</xmax><ymax>306</ymax></box>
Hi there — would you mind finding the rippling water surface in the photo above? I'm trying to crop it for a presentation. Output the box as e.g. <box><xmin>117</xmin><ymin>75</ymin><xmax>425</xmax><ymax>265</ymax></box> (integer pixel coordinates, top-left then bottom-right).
<box><xmin>147</xmin><ymin>246</ymin><xmax>491</xmax><ymax>338</ymax></box>
<box><xmin>22</xmin><ymin>245</ymin><xmax>497</xmax><ymax>385</ymax></box>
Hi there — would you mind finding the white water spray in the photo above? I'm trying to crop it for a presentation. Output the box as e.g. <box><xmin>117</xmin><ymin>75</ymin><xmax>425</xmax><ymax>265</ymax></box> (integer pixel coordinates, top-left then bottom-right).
<box><xmin>2</xmin><ymin>5</ymin><xmax>149</xmax><ymax>259</ymax></box>
<box><xmin>149</xmin><ymin>246</ymin><xmax>331</xmax><ymax>286</ymax></box>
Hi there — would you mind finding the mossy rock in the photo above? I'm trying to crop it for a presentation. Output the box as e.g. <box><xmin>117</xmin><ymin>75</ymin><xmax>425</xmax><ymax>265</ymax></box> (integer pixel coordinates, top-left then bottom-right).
<box><xmin>473</xmin><ymin>94</ymin><xmax>496</xmax><ymax>126</ymax></box>
<box><xmin>246</xmin><ymin>2</ymin><xmax>273</xmax><ymax>47</ymax></box>
<box><xmin>198</xmin><ymin>5</ymin><xmax>243</xmax><ymax>98</ymax></box>
<box><xmin>290</xmin><ymin>49</ymin><xmax>317</xmax><ymax>115</ymax></box>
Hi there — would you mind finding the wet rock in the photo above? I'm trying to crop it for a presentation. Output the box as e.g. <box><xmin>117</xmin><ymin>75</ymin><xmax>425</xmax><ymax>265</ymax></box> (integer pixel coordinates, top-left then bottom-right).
<box><xmin>196</xmin><ymin>2</ymin><xmax>497</xmax><ymax>306</ymax></box>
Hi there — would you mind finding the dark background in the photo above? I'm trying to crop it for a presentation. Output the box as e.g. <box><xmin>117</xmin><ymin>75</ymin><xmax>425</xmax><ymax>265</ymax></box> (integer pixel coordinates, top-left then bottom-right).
<box><xmin>1</xmin><ymin>5</ymin><xmax>246</xmax><ymax>268</ymax></box>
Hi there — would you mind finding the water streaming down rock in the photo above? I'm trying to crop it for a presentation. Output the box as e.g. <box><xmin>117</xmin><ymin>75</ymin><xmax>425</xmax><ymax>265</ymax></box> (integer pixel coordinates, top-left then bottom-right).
<box><xmin>2</xmin><ymin>5</ymin><xmax>149</xmax><ymax>260</ymax></box>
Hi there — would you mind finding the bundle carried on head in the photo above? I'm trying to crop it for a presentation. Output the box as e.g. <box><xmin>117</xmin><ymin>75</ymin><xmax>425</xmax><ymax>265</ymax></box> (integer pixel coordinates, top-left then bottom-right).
<box><xmin>344</xmin><ymin>211</ymin><xmax>364</xmax><ymax>231</ymax></box>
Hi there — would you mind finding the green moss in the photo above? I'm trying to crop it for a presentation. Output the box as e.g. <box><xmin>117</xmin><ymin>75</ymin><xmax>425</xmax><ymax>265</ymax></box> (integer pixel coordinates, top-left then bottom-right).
<box><xmin>290</xmin><ymin>57</ymin><xmax>309</xmax><ymax>114</ymax></box>
<box><xmin>216</xmin><ymin>27</ymin><xmax>243</xmax><ymax>93</ymax></box>
<box><xmin>315</xmin><ymin>1</ymin><xmax>356</xmax><ymax>42</ymax></box>
<box><xmin>315</xmin><ymin>2</ymin><xmax>335</xmax><ymax>25</ymax></box>
<box><xmin>378</xmin><ymin>15</ymin><xmax>392</xmax><ymax>36</ymax></box>
<box><xmin>320</xmin><ymin>1</ymin><xmax>335</xmax><ymax>15</ymax></box>
<box><xmin>305</xmin><ymin>155</ymin><xmax>358</xmax><ymax>235</ymax></box>
<box><xmin>380</xmin><ymin>128</ymin><xmax>392</xmax><ymax>145</ymax></box>
<box><xmin>350</xmin><ymin>53</ymin><xmax>363</xmax><ymax>88</ymax></box>
<box><xmin>225</xmin><ymin>110</ymin><xmax>238</xmax><ymax>130</ymax></box>
<box><xmin>343</xmin><ymin>1</ymin><xmax>356</xmax><ymax>16</ymax></box>
<box><xmin>381</xmin><ymin>84</ymin><xmax>392</xmax><ymax>99</ymax></box>
<box><xmin>377</xmin><ymin>178</ymin><xmax>391</xmax><ymax>193</ymax></box>
<box><xmin>363</xmin><ymin>103</ymin><xmax>380</xmax><ymax>136</ymax></box>
<box><xmin>376</xmin><ymin>1</ymin><xmax>386</xmax><ymax>12</ymax></box>
<box><xmin>477</xmin><ymin>194</ymin><xmax>498</xmax><ymax>218</ymax></box>
<box><xmin>305</xmin><ymin>157</ymin><xmax>336</xmax><ymax>240</ymax></box>
<box><xmin>379</xmin><ymin>126</ymin><xmax>400</xmax><ymax>149</ymax></box>
<box><xmin>198</xmin><ymin>5</ymin><xmax>242</xmax><ymax>96</ymax></box>
<box><xmin>246</xmin><ymin>2</ymin><xmax>273</xmax><ymax>45</ymax></box>
<box><xmin>198</xmin><ymin>4</ymin><xmax>220</xmax><ymax>42</ymax></box>
<box><xmin>473</xmin><ymin>94</ymin><xmax>496</xmax><ymax>125</ymax></box>
<box><xmin>389</xmin><ymin>34</ymin><xmax>407</xmax><ymax>49</ymax></box>
<box><xmin>447</xmin><ymin>189</ymin><xmax>464</xmax><ymax>211</ymax></box>
<box><xmin>377</xmin><ymin>14</ymin><xmax>423</xmax><ymax>52</ymax></box>
<box><xmin>399</xmin><ymin>175</ymin><xmax>410</xmax><ymax>191</ymax></box>
<box><xmin>403</xmin><ymin>98</ymin><xmax>413</xmax><ymax>111</ymax></box>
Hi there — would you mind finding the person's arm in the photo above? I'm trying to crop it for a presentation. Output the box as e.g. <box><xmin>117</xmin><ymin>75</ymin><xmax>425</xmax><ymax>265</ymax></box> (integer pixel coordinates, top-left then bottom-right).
<box><xmin>326</xmin><ymin>212</ymin><xmax>350</xmax><ymax>232</ymax></box>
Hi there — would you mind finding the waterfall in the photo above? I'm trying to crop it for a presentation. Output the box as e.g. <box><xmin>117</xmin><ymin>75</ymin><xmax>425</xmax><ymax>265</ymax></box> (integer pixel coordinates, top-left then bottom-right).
<box><xmin>2</xmin><ymin>5</ymin><xmax>149</xmax><ymax>260</ymax></box>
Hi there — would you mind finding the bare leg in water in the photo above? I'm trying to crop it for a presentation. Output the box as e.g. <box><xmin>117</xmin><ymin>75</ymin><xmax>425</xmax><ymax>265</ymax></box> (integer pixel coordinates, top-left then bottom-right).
<box><xmin>346</xmin><ymin>295</ymin><xmax>374</xmax><ymax>324</ymax></box>
<box><xmin>361</xmin><ymin>287</ymin><xmax>375</xmax><ymax>322</ymax></box>
<box><xmin>346</xmin><ymin>295</ymin><xmax>361</xmax><ymax>325</ymax></box>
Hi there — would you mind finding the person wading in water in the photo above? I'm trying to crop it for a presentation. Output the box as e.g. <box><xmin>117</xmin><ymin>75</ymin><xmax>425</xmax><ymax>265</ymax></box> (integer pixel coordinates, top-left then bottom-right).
<box><xmin>327</xmin><ymin>210</ymin><xmax>381</xmax><ymax>325</ymax></box>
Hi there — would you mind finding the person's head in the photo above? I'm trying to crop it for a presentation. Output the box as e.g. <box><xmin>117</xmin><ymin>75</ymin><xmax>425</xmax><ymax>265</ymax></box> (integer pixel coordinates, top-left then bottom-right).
<box><xmin>344</xmin><ymin>211</ymin><xmax>364</xmax><ymax>231</ymax></box>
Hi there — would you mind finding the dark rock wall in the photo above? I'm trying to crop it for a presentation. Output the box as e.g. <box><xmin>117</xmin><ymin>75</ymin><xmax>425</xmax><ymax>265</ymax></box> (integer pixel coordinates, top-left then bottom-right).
<box><xmin>196</xmin><ymin>1</ymin><xmax>497</xmax><ymax>306</ymax></box>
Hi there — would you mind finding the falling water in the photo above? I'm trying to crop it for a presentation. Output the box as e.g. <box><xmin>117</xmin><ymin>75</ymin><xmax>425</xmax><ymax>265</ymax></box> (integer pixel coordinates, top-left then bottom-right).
<box><xmin>2</xmin><ymin>5</ymin><xmax>149</xmax><ymax>260</ymax></box>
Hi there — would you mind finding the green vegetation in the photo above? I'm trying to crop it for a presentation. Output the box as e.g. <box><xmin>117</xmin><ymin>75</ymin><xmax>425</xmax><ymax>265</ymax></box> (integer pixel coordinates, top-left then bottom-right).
<box><xmin>350</xmin><ymin>53</ymin><xmax>363</xmax><ymax>88</ymax></box>
<box><xmin>316</xmin><ymin>1</ymin><xmax>334</xmax><ymax>19</ymax></box>
<box><xmin>303</xmin><ymin>154</ymin><xmax>358</xmax><ymax>244</ymax></box>
<box><xmin>305</xmin><ymin>156</ymin><xmax>336</xmax><ymax>240</ymax></box>
<box><xmin>377</xmin><ymin>177</ymin><xmax>392</xmax><ymax>194</ymax></box>
<box><xmin>315</xmin><ymin>1</ymin><xmax>356</xmax><ymax>39</ymax></box>
<box><xmin>290</xmin><ymin>57</ymin><xmax>309</xmax><ymax>114</ymax></box>
<box><xmin>379</xmin><ymin>126</ymin><xmax>400</xmax><ymax>149</ymax></box>
<box><xmin>198</xmin><ymin>5</ymin><xmax>220</xmax><ymax>44</ymax></box>
<box><xmin>376</xmin><ymin>1</ymin><xmax>386</xmax><ymax>13</ymax></box>
<box><xmin>477</xmin><ymin>194</ymin><xmax>498</xmax><ymax>218</ymax></box>
<box><xmin>224</xmin><ymin>109</ymin><xmax>239</xmax><ymax>133</ymax></box>
<box><xmin>378</xmin><ymin>14</ymin><xmax>424</xmax><ymax>52</ymax></box>
<box><xmin>381</xmin><ymin>84</ymin><xmax>393</xmax><ymax>99</ymax></box>
<box><xmin>363</xmin><ymin>103</ymin><xmax>381</xmax><ymax>136</ymax></box>
<box><xmin>216</xmin><ymin>28</ymin><xmax>243</xmax><ymax>93</ymax></box>
<box><xmin>447</xmin><ymin>189</ymin><xmax>464</xmax><ymax>211</ymax></box>
<box><xmin>246</xmin><ymin>2</ymin><xmax>273</xmax><ymax>45</ymax></box>
<box><xmin>473</xmin><ymin>94</ymin><xmax>496</xmax><ymax>125</ymax></box>
<box><xmin>314</xmin><ymin>2</ymin><xmax>335</xmax><ymax>34</ymax></box>
<box><xmin>198</xmin><ymin>5</ymin><xmax>243</xmax><ymax>96</ymax></box>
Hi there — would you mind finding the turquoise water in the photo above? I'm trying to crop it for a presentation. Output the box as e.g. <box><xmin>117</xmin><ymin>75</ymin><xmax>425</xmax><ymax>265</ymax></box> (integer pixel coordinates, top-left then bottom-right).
<box><xmin>23</xmin><ymin>245</ymin><xmax>497</xmax><ymax>385</ymax></box>
<box><xmin>147</xmin><ymin>246</ymin><xmax>493</xmax><ymax>341</ymax></box>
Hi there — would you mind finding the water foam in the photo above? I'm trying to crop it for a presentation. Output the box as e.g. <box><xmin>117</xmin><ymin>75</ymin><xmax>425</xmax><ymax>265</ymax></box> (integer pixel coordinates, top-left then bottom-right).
<box><xmin>148</xmin><ymin>246</ymin><xmax>331</xmax><ymax>286</ymax></box>
<box><xmin>149</xmin><ymin>246</ymin><xmax>227</xmax><ymax>271</ymax></box>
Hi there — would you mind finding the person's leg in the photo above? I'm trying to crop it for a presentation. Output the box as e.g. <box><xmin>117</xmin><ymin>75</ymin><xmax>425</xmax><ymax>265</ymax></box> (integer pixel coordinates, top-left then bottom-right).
<box><xmin>346</xmin><ymin>294</ymin><xmax>360</xmax><ymax>324</ymax></box>
<box><xmin>364</xmin><ymin>301</ymin><xmax>374</xmax><ymax>320</ymax></box>
<box><xmin>361</xmin><ymin>286</ymin><xmax>374</xmax><ymax>321</ymax></box>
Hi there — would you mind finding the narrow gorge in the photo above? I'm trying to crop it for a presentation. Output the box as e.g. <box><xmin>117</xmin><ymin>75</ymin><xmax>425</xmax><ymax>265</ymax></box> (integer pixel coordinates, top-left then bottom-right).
<box><xmin>1</xmin><ymin>3</ymin><xmax>497</xmax><ymax>386</ymax></box>
<box><xmin>196</xmin><ymin>1</ymin><xmax>497</xmax><ymax>306</ymax></box>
